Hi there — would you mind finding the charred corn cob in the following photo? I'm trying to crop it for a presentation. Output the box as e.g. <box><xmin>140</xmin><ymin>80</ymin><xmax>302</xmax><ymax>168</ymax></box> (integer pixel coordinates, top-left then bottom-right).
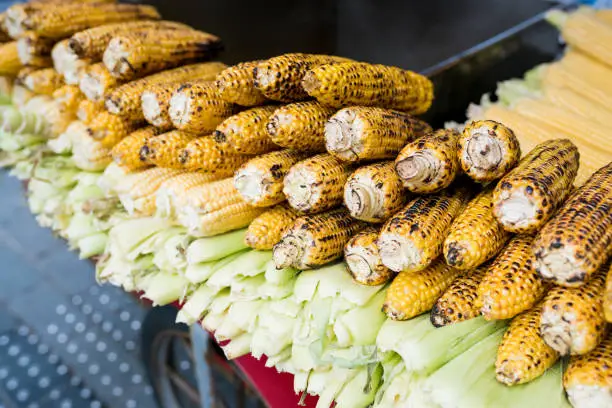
<box><xmin>68</xmin><ymin>20</ymin><xmax>191</xmax><ymax>60</ymax></box>
<box><xmin>244</xmin><ymin>204</ymin><xmax>300</xmax><ymax>250</ymax></box>
<box><xmin>606</xmin><ymin>264</ymin><xmax>612</xmax><ymax>323</ymax></box>
<box><xmin>140</xmin><ymin>130</ymin><xmax>197</xmax><ymax>169</ymax></box>
<box><xmin>106</xmin><ymin>62</ymin><xmax>228</xmax><ymax>121</ymax></box>
<box><xmin>0</xmin><ymin>42</ymin><xmax>22</xmax><ymax>76</ymax></box>
<box><xmin>430</xmin><ymin>264</ymin><xmax>489</xmax><ymax>327</ymax></box>
<box><xmin>155</xmin><ymin>172</ymin><xmax>222</xmax><ymax>219</ymax></box>
<box><xmin>302</xmin><ymin>62</ymin><xmax>434</xmax><ymax>114</ymax></box>
<box><xmin>325</xmin><ymin>106</ymin><xmax>432</xmax><ymax>162</ymax></box>
<box><xmin>117</xmin><ymin>167</ymin><xmax>186</xmax><ymax>216</ymax></box>
<box><xmin>495</xmin><ymin>305</ymin><xmax>558</xmax><ymax>386</ymax></box>
<box><xmin>88</xmin><ymin>111</ymin><xmax>143</xmax><ymax>148</ymax></box>
<box><xmin>343</xmin><ymin>161</ymin><xmax>406</xmax><ymax>223</ymax></box>
<box><xmin>16</xmin><ymin>31</ymin><xmax>53</xmax><ymax>66</ymax></box>
<box><xmin>79</xmin><ymin>62</ymin><xmax>121</xmax><ymax>102</ymax></box>
<box><xmin>540</xmin><ymin>265</ymin><xmax>607</xmax><ymax>356</ymax></box>
<box><xmin>254</xmin><ymin>53</ymin><xmax>351</xmax><ymax>102</ymax></box>
<box><xmin>563</xmin><ymin>332</ymin><xmax>612</xmax><ymax>408</ymax></box>
<box><xmin>233</xmin><ymin>149</ymin><xmax>310</xmax><ymax>207</ymax></box>
<box><xmin>493</xmin><ymin>139</ymin><xmax>579</xmax><ymax>234</ymax></box>
<box><xmin>76</xmin><ymin>99</ymin><xmax>103</xmax><ymax>124</ymax></box>
<box><xmin>169</xmin><ymin>80</ymin><xmax>235</xmax><ymax>134</ymax></box>
<box><xmin>103</xmin><ymin>29</ymin><xmax>222</xmax><ymax>81</ymax></box>
<box><xmin>273</xmin><ymin>207</ymin><xmax>367</xmax><ymax>269</ymax></box>
<box><xmin>266</xmin><ymin>101</ymin><xmax>334</xmax><ymax>152</ymax></box>
<box><xmin>383</xmin><ymin>258</ymin><xmax>461</xmax><ymax>321</ymax></box>
<box><xmin>8</xmin><ymin>3</ymin><xmax>161</xmax><ymax>39</ymax></box>
<box><xmin>175</xmin><ymin>178</ymin><xmax>265</xmax><ymax>237</ymax></box>
<box><xmin>216</xmin><ymin>61</ymin><xmax>267</xmax><ymax>106</ymax></box>
<box><xmin>18</xmin><ymin>67</ymin><xmax>63</xmax><ymax>95</ymax></box>
<box><xmin>444</xmin><ymin>187</ymin><xmax>511</xmax><ymax>270</ymax></box>
<box><xmin>111</xmin><ymin>126</ymin><xmax>164</xmax><ymax>172</ymax></box>
<box><xmin>459</xmin><ymin>120</ymin><xmax>521</xmax><ymax>182</ymax></box>
<box><xmin>395</xmin><ymin>129</ymin><xmax>461</xmax><ymax>194</ymax></box>
<box><xmin>179</xmin><ymin>136</ymin><xmax>250</xmax><ymax>176</ymax></box>
<box><xmin>52</xmin><ymin>84</ymin><xmax>83</xmax><ymax>114</ymax></box>
<box><xmin>283</xmin><ymin>153</ymin><xmax>354</xmax><ymax>214</ymax></box>
<box><xmin>478</xmin><ymin>235</ymin><xmax>549</xmax><ymax>320</ymax></box>
<box><xmin>344</xmin><ymin>227</ymin><xmax>394</xmax><ymax>286</ymax></box>
<box><xmin>213</xmin><ymin>105</ymin><xmax>280</xmax><ymax>155</ymax></box>
<box><xmin>533</xmin><ymin>162</ymin><xmax>612</xmax><ymax>287</ymax></box>
<box><xmin>378</xmin><ymin>187</ymin><xmax>470</xmax><ymax>273</ymax></box>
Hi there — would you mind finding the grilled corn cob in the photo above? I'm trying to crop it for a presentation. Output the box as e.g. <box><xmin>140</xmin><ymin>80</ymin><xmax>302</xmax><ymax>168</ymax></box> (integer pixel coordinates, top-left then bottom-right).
<box><xmin>478</xmin><ymin>235</ymin><xmax>549</xmax><ymax>320</ymax></box>
<box><xmin>254</xmin><ymin>53</ymin><xmax>351</xmax><ymax>102</ymax></box>
<box><xmin>52</xmin><ymin>84</ymin><xmax>83</xmax><ymax>114</ymax></box>
<box><xmin>325</xmin><ymin>106</ymin><xmax>432</xmax><ymax>162</ymax></box>
<box><xmin>117</xmin><ymin>167</ymin><xmax>186</xmax><ymax>216</ymax></box>
<box><xmin>16</xmin><ymin>32</ymin><xmax>54</xmax><ymax>66</ymax></box>
<box><xmin>606</xmin><ymin>264</ymin><xmax>612</xmax><ymax>323</ymax></box>
<box><xmin>459</xmin><ymin>120</ymin><xmax>521</xmax><ymax>182</ymax></box>
<box><xmin>111</xmin><ymin>126</ymin><xmax>164</xmax><ymax>171</ymax></box>
<box><xmin>175</xmin><ymin>178</ymin><xmax>265</xmax><ymax>237</ymax></box>
<box><xmin>283</xmin><ymin>153</ymin><xmax>354</xmax><ymax>214</ymax></box>
<box><xmin>273</xmin><ymin>207</ymin><xmax>367</xmax><ymax>269</ymax></box>
<box><xmin>244</xmin><ymin>204</ymin><xmax>300</xmax><ymax>250</ymax></box>
<box><xmin>430</xmin><ymin>264</ymin><xmax>488</xmax><ymax>327</ymax></box>
<box><xmin>563</xmin><ymin>332</ymin><xmax>612</xmax><ymax>408</ymax></box>
<box><xmin>79</xmin><ymin>62</ymin><xmax>121</xmax><ymax>102</ymax></box>
<box><xmin>302</xmin><ymin>62</ymin><xmax>434</xmax><ymax>114</ymax></box>
<box><xmin>106</xmin><ymin>63</ymin><xmax>227</xmax><ymax>122</ymax></box>
<box><xmin>493</xmin><ymin>139</ymin><xmax>579</xmax><ymax>234</ymax></box>
<box><xmin>18</xmin><ymin>67</ymin><xmax>63</xmax><ymax>95</ymax></box>
<box><xmin>155</xmin><ymin>172</ymin><xmax>222</xmax><ymax>219</ymax></box>
<box><xmin>7</xmin><ymin>3</ymin><xmax>161</xmax><ymax>39</ymax></box>
<box><xmin>395</xmin><ymin>129</ymin><xmax>461</xmax><ymax>193</ymax></box>
<box><xmin>213</xmin><ymin>105</ymin><xmax>280</xmax><ymax>155</ymax></box>
<box><xmin>216</xmin><ymin>61</ymin><xmax>267</xmax><ymax>106</ymax></box>
<box><xmin>233</xmin><ymin>149</ymin><xmax>310</xmax><ymax>207</ymax></box>
<box><xmin>533</xmin><ymin>162</ymin><xmax>612</xmax><ymax>287</ymax></box>
<box><xmin>178</xmin><ymin>136</ymin><xmax>250</xmax><ymax>176</ymax></box>
<box><xmin>495</xmin><ymin>305</ymin><xmax>558</xmax><ymax>385</ymax></box>
<box><xmin>169</xmin><ymin>80</ymin><xmax>235</xmax><ymax>134</ymax></box>
<box><xmin>76</xmin><ymin>99</ymin><xmax>103</xmax><ymax>124</ymax></box>
<box><xmin>378</xmin><ymin>187</ymin><xmax>470</xmax><ymax>273</ymax></box>
<box><xmin>540</xmin><ymin>265</ymin><xmax>607</xmax><ymax>356</ymax></box>
<box><xmin>343</xmin><ymin>161</ymin><xmax>406</xmax><ymax>223</ymax></box>
<box><xmin>0</xmin><ymin>42</ymin><xmax>22</xmax><ymax>75</ymax></box>
<box><xmin>140</xmin><ymin>130</ymin><xmax>197</xmax><ymax>169</ymax></box>
<box><xmin>88</xmin><ymin>110</ymin><xmax>144</xmax><ymax>148</ymax></box>
<box><xmin>383</xmin><ymin>258</ymin><xmax>461</xmax><ymax>321</ymax></box>
<box><xmin>443</xmin><ymin>187</ymin><xmax>511</xmax><ymax>270</ymax></box>
<box><xmin>344</xmin><ymin>227</ymin><xmax>394</xmax><ymax>286</ymax></box>
<box><xmin>103</xmin><ymin>29</ymin><xmax>222</xmax><ymax>81</ymax></box>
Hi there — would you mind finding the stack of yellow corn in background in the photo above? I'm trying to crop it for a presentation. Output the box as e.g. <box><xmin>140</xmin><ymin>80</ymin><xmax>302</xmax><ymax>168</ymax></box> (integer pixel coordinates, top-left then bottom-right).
<box><xmin>0</xmin><ymin>1</ymin><xmax>611</xmax><ymax>407</ymax></box>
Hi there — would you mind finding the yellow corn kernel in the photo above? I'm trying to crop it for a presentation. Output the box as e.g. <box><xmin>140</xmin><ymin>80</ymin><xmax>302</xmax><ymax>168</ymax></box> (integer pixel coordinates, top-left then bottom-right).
<box><xmin>76</xmin><ymin>99</ymin><xmax>103</xmax><ymax>124</ymax></box>
<box><xmin>87</xmin><ymin>111</ymin><xmax>144</xmax><ymax>148</ymax></box>
<box><xmin>116</xmin><ymin>167</ymin><xmax>186</xmax><ymax>216</ymax></box>
<box><xmin>179</xmin><ymin>136</ymin><xmax>250</xmax><ymax>176</ymax></box>
<box><xmin>216</xmin><ymin>61</ymin><xmax>267</xmax><ymax>106</ymax></box>
<box><xmin>543</xmin><ymin>85</ymin><xmax>612</xmax><ymax>127</ymax></box>
<box><xmin>244</xmin><ymin>204</ymin><xmax>300</xmax><ymax>250</ymax></box>
<box><xmin>52</xmin><ymin>84</ymin><xmax>83</xmax><ymax>114</ymax></box>
<box><xmin>18</xmin><ymin>67</ymin><xmax>63</xmax><ymax>95</ymax></box>
<box><xmin>111</xmin><ymin>126</ymin><xmax>165</xmax><ymax>172</ymax></box>
<box><xmin>141</xmin><ymin>130</ymin><xmax>197</xmax><ymax>169</ymax></box>
<box><xmin>155</xmin><ymin>172</ymin><xmax>222</xmax><ymax>219</ymax></box>
<box><xmin>79</xmin><ymin>62</ymin><xmax>122</xmax><ymax>102</ymax></box>
<box><xmin>0</xmin><ymin>42</ymin><xmax>22</xmax><ymax>75</ymax></box>
<box><xmin>606</xmin><ymin>263</ymin><xmax>612</xmax><ymax>323</ymax></box>
<box><xmin>213</xmin><ymin>105</ymin><xmax>279</xmax><ymax>155</ymax></box>
<box><xmin>344</xmin><ymin>227</ymin><xmax>394</xmax><ymax>286</ymax></box>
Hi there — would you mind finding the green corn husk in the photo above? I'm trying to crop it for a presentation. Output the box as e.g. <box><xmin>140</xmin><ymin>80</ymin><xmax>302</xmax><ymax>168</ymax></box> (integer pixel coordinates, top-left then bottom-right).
<box><xmin>186</xmin><ymin>229</ymin><xmax>248</xmax><ymax>264</ymax></box>
<box><xmin>184</xmin><ymin>251</ymin><xmax>247</xmax><ymax>284</ymax></box>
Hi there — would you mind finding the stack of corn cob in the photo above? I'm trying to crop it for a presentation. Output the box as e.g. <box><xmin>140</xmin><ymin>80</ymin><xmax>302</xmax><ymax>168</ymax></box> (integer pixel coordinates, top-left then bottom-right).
<box><xmin>1</xmin><ymin>1</ymin><xmax>612</xmax><ymax>407</ymax></box>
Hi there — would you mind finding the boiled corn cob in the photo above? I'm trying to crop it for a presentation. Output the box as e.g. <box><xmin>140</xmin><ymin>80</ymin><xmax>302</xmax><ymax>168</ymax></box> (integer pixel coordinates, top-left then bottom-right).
<box><xmin>244</xmin><ymin>204</ymin><xmax>300</xmax><ymax>250</ymax></box>
<box><xmin>606</xmin><ymin>264</ymin><xmax>612</xmax><ymax>323</ymax></box>
<box><xmin>383</xmin><ymin>258</ymin><xmax>461</xmax><ymax>321</ymax></box>
<box><xmin>495</xmin><ymin>305</ymin><xmax>559</xmax><ymax>386</ymax></box>
<box><xmin>344</xmin><ymin>227</ymin><xmax>394</xmax><ymax>286</ymax></box>
<box><xmin>266</xmin><ymin>101</ymin><xmax>334</xmax><ymax>152</ymax></box>
<box><xmin>563</xmin><ymin>332</ymin><xmax>612</xmax><ymax>408</ymax></box>
<box><xmin>540</xmin><ymin>264</ymin><xmax>608</xmax><ymax>356</ymax></box>
<box><xmin>325</xmin><ymin>106</ymin><xmax>432</xmax><ymax>162</ymax></box>
<box><xmin>213</xmin><ymin>105</ymin><xmax>280</xmax><ymax>155</ymax></box>
<box><xmin>395</xmin><ymin>129</ymin><xmax>461</xmax><ymax>194</ymax></box>
<box><xmin>0</xmin><ymin>42</ymin><xmax>22</xmax><ymax>75</ymax></box>
<box><xmin>106</xmin><ymin>62</ymin><xmax>227</xmax><ymax>121</ymax></box>
<box><xmin>111</xmin><ymin>126</ymin><xmax>164</xmax><ymax>172</ymax></box>
<box><xmin>216</xmin><ymin>61</ymin><xmax>267</xmax><ymax>106</ymax></box>
<box><xmin>430</xmin><ymin>264</ymin><xmax>488</xmax><ymax>327</ymax></box>
<box><xmin>169</xmin><ymin>80</ymin><xmax>235</xmax><ymax>134</ymax></box>
<box><xmin>478</xmin><ymin>235</ymin><xmax>549</xmax><ymax>320</ymax></box>
<box><xmin>179</xmin><ymin>136</ymin><xmax>250</xmax><ymax>176</ymax></box>
<box><xmin>343</xmin><ymin>161</ymin><xmax>406</xmax><ymax>223</ymax></box>
<box><xmin>543</xmin><ymin>85</ymin><xmax>612</xmax><ymax>128</ymax></box>
<box><xmin>492</xmin><ymin>139</ymin><xmax>579</xmax><ymax>234</ymax></box>
<box><xmin>273</xmin><ymin>207</ymin><xmax>367</xmax><ymax>269</ymax></box>
<box><xmin>283</xmin><ymin>153</ymin><xmax>354</xmax><ymax>214</ymax></box>
<box><xmin>302</xmin><ymin>62</ymin><xmax>434</xmax><ymax>114</ymax></box>
<box><xmin>79</xmin><ymin>62</ymin><xmax>122</xmax><ymax>102</ymax></box>
<box><xmin>254</xmin><ymin>53</ymin><xmax>351</xmax><ymax>102</ymax></box>
<box><xmin>76</xmin><ymin>99</ymin><xmax>103</xmax><ymax>124</ymax></box>
<box><xmin>175</xmin><ymin>177</ymin><xmax>265</xmax><ymax>237</ymax></box>
<box><xmin>117</xmin><ymin>167</ymin><xmax>186</xmax><ymax>216</ymax></box>
<box><xmin>16</xmin><ymin>31</ymin><xmax>54</xmax><ymax>66</ymax></box>
<box><xmin>155</xmin><ymin>172</ymin><xmax>222</xmax><ymax>219</ymax></box>
<box><xmin>443</xmin><ymin>187</ymin><xmax>511</xmax><ymax>270</ymax></box>
<box><xmin>103</xmin><ymin>29</ymin><xmax>222</xmax><ymax>81</ymax></box>
<box><xmin>88</xmin><ymin>111</ymin><xmax>144</xmax><ymax>148</ymax></box>
<box><xmin>459</xmin><ymin>120</ymin><xmax>521</xmax><ymax>182</ymax></box>
<box><xmin>233</xmin><ymin>149</ymin><xmax>309</xmax><ymax>207</ymax></box>
<box><xmin>52</xmin><ymin>84</ymin><xmax>83</xmax><ymax>114</ymax></box>
<box><xmin>140</xmin><ymin>130</ymin><xmax>198</xmax><ymax>169</ymax></box>
<box><xmin>71</xmin><ymin>134</ymin><xmax>113</xmax><ymax>172</ymax></box>
<box><xmin>533</xmin><ymin>162</ymin><xmax>612</xmax><ymax>287</ymax></box>
<box><xmin>378</xmin><ymin>187</ymin><xmax>470</xmax><ymax>273</ymax></box>
<box><xmin>18</xmin><ymin>67</ymin><xmax>63</xmax><ymax>95</ymax></box>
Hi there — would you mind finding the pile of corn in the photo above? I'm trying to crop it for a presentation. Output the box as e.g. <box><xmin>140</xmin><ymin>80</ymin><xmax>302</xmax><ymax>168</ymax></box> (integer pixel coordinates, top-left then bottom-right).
<box><xmin>0</xmin><ymin>1</ymin><xmax>611</xmax><ymax>407</ymax></box>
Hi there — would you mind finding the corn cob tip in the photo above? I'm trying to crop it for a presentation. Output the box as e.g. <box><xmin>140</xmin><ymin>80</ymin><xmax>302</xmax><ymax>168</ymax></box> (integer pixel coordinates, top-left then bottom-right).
<box><xmin>272</xmin><ymin>236</ymin><xmax>301</xmax><ymax>269</ymax></box>
<box><xmin>344</xmin><ymin>228</ymin><xmax>394</xmax><ymax>286</ymax></box>
<box><xmin>377</xmin><ymin>233</ymin><xmax>419</xmax><ymax>273</ymax></box>
<box><xmin>395</xmin><ymin>151</ymin><xmax>437</xmax><ymax>183</ymax></box>
<box><xmin>534</xmin><ymin>247</ymin><xmax>585</xmax><ymax>286</ymax></box>
<box><xmin>344</xmin><ymin>179</ymin><xmax>382</xmax><ymax>221</ymax></box>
